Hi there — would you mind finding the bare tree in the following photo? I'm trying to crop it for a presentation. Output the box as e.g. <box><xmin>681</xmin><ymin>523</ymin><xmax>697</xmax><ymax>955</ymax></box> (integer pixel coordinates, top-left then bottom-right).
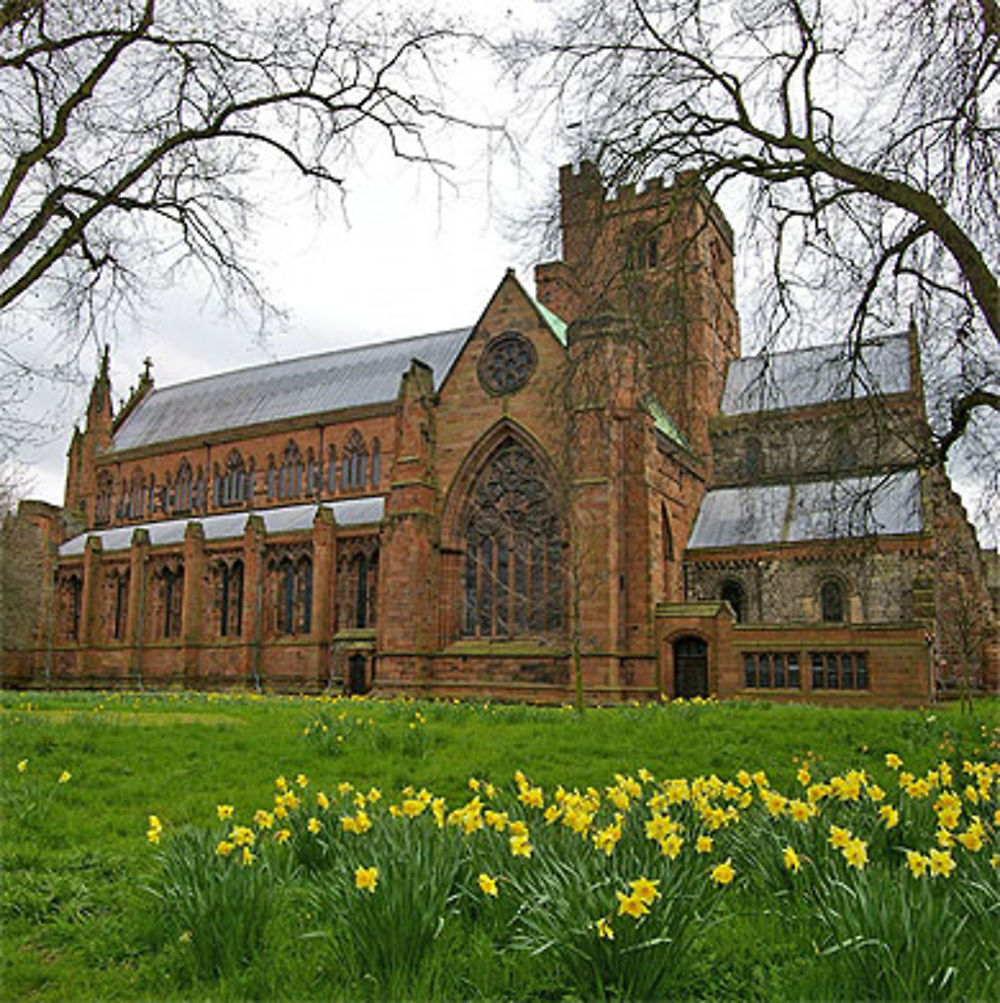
<box><xmin>0</xmin><ymin>0</ymin><xmax>485</xmax><ymax>462</ymax></box>
<box><xmin>511</xmin><ymin>0</ymin><xmax>999</xmax><ymax>486</ymax></box>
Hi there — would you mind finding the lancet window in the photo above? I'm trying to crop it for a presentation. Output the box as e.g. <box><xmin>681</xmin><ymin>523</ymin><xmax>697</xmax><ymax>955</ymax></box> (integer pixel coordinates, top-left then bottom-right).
<box><xmin>341</xmin><ymin>430</ymin><xmax>368</xmax><ymax>491</ymax></box>
<box><xmin>157</xmin><ymin>563</ymin><xmax>184</xmax><ymax>639</ymax></box>
<box><xmin>278</xmin><ymin>441</ymin><xmax>304</xmax><ymax>501</ymax></box>
<box><xmin>462</xmin><ymin>439</ymin><xmax>565</xmax><ymax>638</ymax></box>
<box><xmin>95</xmin><ymin>472</ymin><xmax>114</xmax><ymax>526</ymax></box>
<box><xmin>59</xmin><ymin>573</ymin><xmax>83</xmax><ymax>641</ymax></box>
<box><xmin>217</xmin><ymin>450</ymin><xmax>250</xmax><ymax>508</ymax></box>
<box><xmin>269</xmin><ymin>550</ymin><xmax>312</xmax><ymax>635</ymax></box>
<box><xmin>336</xmin><ymin>540</ymin><xmax>379</xmax><ymax>630</ymax></box>
<box><xmin>215</xmin><ymin>559</ymin><xmax>244</xmax><ymax>637</ymax></box>
<box><xmin>106</xmin><ymin>568</ymin><xmax>129</xmax><ymax>641</ymax></box>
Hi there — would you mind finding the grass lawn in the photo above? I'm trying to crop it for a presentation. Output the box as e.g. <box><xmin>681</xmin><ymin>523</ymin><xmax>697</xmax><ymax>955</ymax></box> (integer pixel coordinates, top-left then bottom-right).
<box><xmin>1</xmin><ymin>689</ymin><xmax>998</xmax><ymax>1000</ymax></box>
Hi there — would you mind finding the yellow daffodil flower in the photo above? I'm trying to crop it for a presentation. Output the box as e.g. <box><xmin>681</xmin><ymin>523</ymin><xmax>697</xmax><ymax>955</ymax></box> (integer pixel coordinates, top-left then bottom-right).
<box><xmin>783</xmin><ymin>846</ymin><xmax>801</xmax><ymax>873</ymax></box>
<box><xmin>217</xmin><ymin>804</ymin><xmax>234</xmax><ymax>821</ymax></box>
<box><xmin>906</xmin><ymin>850</ymin><xmax>929</xmax><ymax>878</ymax></box>
<box><xmin>355</xmin><ymin>866</ymin><xmax>378</xmax><ymax>892</ymax></box>
<box><xmin>629</xmin><ymin>877</ymin><xmax>661</xmax><ymax>904</ymax></box>
<box><xmin>17</xmin><ymin>759</ymin><xmax>28</xmax><ymax>773</ymax></box>
<box><xmin>710</xmin><ymin>858</ymin><xmax>736</xmax><ymax>886</ymax></box>
<box><xmin>595</xmin><ymin>917</ymin><xmax>614</xmax><ymax>940</ymax></box>
<box><xmin>696</xmin><ymin>835</ymin><xmax>713</xmax><ymax>854</ymax></box>
<box><xmin>477</xmin><ymin>873</ymin><xmax>499</xmax><ymax>897</ymax></box>
<box><xmin>615</xmin><ymin>891</ymin><xmax>649</xmax><ymax>919</ymax></box>
<box><xmin>928</xmin><ymin>848</ymin><xmax>956</xmax><ymax>878</ymax></box>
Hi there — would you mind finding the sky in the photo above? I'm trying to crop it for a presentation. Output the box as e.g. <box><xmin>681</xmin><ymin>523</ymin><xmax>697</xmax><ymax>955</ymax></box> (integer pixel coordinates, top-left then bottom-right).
<box><xmin>6</xmin><ymin>0</ymin><xmax>997</xmax><ymax>547</ymax></box>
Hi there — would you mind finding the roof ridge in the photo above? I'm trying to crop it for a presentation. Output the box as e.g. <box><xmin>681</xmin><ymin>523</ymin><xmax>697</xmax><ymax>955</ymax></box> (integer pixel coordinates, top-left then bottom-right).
<box><xmin>734</xmin><ymin>330</ymin><xmax>908</xmax><ymax>366</ymax></box>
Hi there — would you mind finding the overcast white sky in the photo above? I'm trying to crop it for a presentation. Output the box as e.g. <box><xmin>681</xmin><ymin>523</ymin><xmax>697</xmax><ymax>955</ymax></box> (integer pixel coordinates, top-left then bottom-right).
<box><xmin>7</xmin><ymin>0</ymin><xmax>996</xmax><ymax>547</ymax></box>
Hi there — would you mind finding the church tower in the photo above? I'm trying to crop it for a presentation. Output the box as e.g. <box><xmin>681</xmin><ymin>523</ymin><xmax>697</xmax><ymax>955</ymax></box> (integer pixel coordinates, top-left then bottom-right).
<box><xmin>535</xmin><ymin>162</ymin><xmax>740</xmax><ymax>459</ymax></box>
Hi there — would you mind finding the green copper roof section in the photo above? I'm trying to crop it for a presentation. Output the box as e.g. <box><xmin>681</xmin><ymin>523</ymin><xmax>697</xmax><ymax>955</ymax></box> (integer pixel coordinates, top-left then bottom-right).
<box><xmin>642</xmin><ymin>392</ymin><xmax>688</xmax><ymax>450</ymax></box>
<box><xmin>530</xmin><ymin>295</ymin><xmax>568</xmax><ymax>346</ymax></box>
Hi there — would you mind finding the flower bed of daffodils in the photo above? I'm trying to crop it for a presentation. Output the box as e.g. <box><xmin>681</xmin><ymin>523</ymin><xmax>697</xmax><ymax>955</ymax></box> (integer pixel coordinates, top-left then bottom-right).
<box><xmin>146</xmin><ymin>754</ymin><xmax>999</xmax><ymax>999</ymax></box>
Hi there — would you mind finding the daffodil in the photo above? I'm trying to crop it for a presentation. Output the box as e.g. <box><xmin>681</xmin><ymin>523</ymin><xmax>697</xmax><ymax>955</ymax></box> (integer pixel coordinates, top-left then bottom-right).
<box><xmin>928</xmin><ymin>848</ymin><xmax>956</xmax><ymax>878</ymax></box>
<box><xmin>843</xmin><ymin>837</ymin><xmax>869</xmax><ymax>870</ymax></box>
<box><xmin>510</xmin><ymin>834</ymin><xmax>533</xmax><ymax>858</ymax></box>
<box><xmin>595</xmin><ymin>917</ymin><xmax>614</xmax><ymax>940</ymax></box>
<box><xmin>710</xmin><ymin>858</ymin><xmax>735</xmax><ymax>886</ymax></box>
<box><xmin>274</xmin><ymin>828</ymin><xmax>291</xmax><ymax>844</ymax></box>
<box><xmin>307</xmin><ymin>817</ymin><xmax>322</xmax><ymax>834</ymax></box>
<box><xmin>879</xmin><ymin>804</ymin><xmax>900</xmax><ymax>829</ymax></box>
<box><xmin>58</xmin><ymin>770</ymin><xmax>71</xmax><ymax>783</ymax></box>
<box><xmin>906</xmin><ymin>850</ymin><xmax>929</xmax><ymax>878</ymax></box>
<box><xmin>615</xmin><ymin>891</ymin><xmax>649</xmax><ymax>919</ymax></box>
<box><xmin>783</xmin><ymin>846</ymin><xmax>801</xmax><ymax>873</ymax></box>
<box><xmin>661</xmin><ymin>833</ymin><xmax>684</xmax><ymax>860</ymax></box>
<box><xmin>217</xmin><ymin>804</ymin><xmax>234</xmax><ymax>821</ymax></box>
<box><xmin>828</xmin><ymin>825</ymin><xmax>851</xmax><ymax>849</ymax></box>
<box><xmin>355</xmin><ymin>865</ymin><xmax>378</xmax><ymax>892</ymax></box>
<box><xmin>629</xmin><ymin>876</ymin><xmax>660</xmax><ymax>904</ymax></box>
<box><xmin>16</xmin><ymin>759</ymin><xmax>27</xmax><ymax>773</ymax></box>
<box><xmin>696</xmin><ymin>835</ymin><xmax>713</xmax><ymax>854</ymax></box>
<box><xmin>477</xmin><ymin>873</ymin><xmax>499</xmax><ymax>897</ymax></box>
<box><xmin>885</xmin><ymin>753</ymin><xmax>903</xmax><ymax>769</ymax></box>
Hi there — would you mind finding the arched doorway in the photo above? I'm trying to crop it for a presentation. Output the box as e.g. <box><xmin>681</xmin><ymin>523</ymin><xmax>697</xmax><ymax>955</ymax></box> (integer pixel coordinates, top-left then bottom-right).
<box><xmin>673</xmin><ymin>637</ymin><xmax>709</xmax><ymax>698</ymax></box>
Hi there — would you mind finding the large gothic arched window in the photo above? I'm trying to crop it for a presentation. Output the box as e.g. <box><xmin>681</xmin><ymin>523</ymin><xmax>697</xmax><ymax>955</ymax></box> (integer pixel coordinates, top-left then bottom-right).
<box><xmin>463</xmin><ymin>439</ymin><xmax>565</xmax><ymax>638</ymax></box>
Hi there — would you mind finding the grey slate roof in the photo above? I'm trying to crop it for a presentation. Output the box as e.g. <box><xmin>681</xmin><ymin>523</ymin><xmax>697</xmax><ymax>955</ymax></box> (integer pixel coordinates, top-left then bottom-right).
<box><xmin>113</xmin><ymin>328</ymin><xmax>472</xmax><ymax>451</ymax></box>
<box><xmin>720</xmin><ymin>333</ymin><xmax>911</xmax><ymax>415</ymax></box>
<box><xmin>59</xmin><ymin>498</ymin><xmax>385</xmax><ymax>556</ymax></box>
<box><xmin>686</xmin><ymin>470</ymin><xmax>922</xmax><ymax>550</ymax></box>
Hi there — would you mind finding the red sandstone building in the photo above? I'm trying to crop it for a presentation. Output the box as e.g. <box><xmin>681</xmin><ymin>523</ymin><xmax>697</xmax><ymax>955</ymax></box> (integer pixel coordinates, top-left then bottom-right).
<box><xmin>5</xmin><ymin>164</ymin><xmax>996</xmax><ymax>702</ymax></box>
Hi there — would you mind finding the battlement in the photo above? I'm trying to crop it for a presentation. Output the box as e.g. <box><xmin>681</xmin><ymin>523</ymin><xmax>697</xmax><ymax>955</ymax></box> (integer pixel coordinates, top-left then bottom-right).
<box><xmin>559</xmin><ymin>161</ymin><xmax>734</xmax><ymax>251</ymax></box>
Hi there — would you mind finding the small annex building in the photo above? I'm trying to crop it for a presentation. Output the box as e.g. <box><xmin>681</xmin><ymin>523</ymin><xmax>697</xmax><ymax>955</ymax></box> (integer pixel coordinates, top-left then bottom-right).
<box><xmin>5</xmin><ymin>162</ymin><xmax>997</xmax><ymax>703</ymax></box>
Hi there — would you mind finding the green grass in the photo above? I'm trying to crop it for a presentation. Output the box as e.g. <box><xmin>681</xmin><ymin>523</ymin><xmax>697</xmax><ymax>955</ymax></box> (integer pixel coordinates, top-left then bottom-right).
<box><xmin>1</xmin><ymin>689</ymin><xmax>997</xmax><ymax>1000</ymax></box>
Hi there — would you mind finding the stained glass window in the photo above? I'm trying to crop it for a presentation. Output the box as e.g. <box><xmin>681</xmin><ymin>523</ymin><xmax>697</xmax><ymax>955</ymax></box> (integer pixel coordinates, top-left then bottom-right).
<box><xmin>463</xmin><ymin>439</ymin><xmax>564</xmax><ymax>637</ymax></box>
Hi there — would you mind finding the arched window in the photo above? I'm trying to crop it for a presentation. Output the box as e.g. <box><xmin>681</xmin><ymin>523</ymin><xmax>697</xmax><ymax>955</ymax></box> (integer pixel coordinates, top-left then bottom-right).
<box><xmin>126</xmin><ymin>470</ymin><xmax>145</xmax><ymax>519</ymax></box>
<box><xmin>278</xmin><ymin>441</ymin><xmax>303</xmax><ymax>501</ymax></box>
<box><xmin>463</xmin><ymin>439</ymin><xmax>564</xmax><ymax>638</ymax></box>
<box><xmin>161</xmin><ymin>566</ymin><xmax>184</xmax><ymax>638</ymax></box>
<box><xmin>266</xmin><ymin>456</ymin><xmax>276</xmax><ymax>501</ymax></box>
<box><xmin>744</xmin><ymin>438</ymin><xmax>764</xmax><ymax>480</ymax></box>
<box><xmin>275</xmin><ymin>554</ymin><xmax>312</xmax><ymax>635</ymax></box>
<box><xmin>625</xmin><ymin>228</ymin><xmax>659</xmax><ymax>270</ymax></box>
<box><xmin>218</xmin><ymin>560</ymin><xmax>244</xmax><ymax>637</ymax></box>
<box><xmin>112</xmin><ymin>570</ymin><xmax>129</xmax><ymax>640</ymax></box>
<box><xmin>327</xmin><ymin>446</ymin><xmax>337</xmax><ymax>493</ymax></box>
<box><xmin>341</xmin><ymin>430</ymin><xmax>368</xmax><ymax>491</ymax></box>
<box><xmin>306</xmin><ymin>449</ymin><xmax>318</xmax><ymax>495</ymax></box>
<box><xmin>218</xmin><ymin>450</ymin><xmax>247</xmax><ymax>507</ymax></box>
<box><xmin>337</xmin><ymin>543</ymin><xmax>378</xmax><ymax>630</ymax></box>
<box><xmin>95</xmin><ymin>472</ymin><xmax>113</xmax><ymax>526</ymax></box>
<box><xmin>721</xmin><ymin>579</ymin><xmax>745</xmax><ymax>623</ymax></box>
<box><xmin>60</xmin><ymin>574</ymin><xmax>83</xmax><ymax>641</ymax></box>
<box><xmin>820</xmin><ymin>579</ymin><xmax>845</xmax><ymax>622</ymax></box>
<box><xmin>173</xmin><ymin>461</ymin><xmax>193</xmax><ymax>515</ymax></box>
<box><xmin>371</xmin><ymin>438</ymin><xmax>381</xmax><ymax>488</ymax></box>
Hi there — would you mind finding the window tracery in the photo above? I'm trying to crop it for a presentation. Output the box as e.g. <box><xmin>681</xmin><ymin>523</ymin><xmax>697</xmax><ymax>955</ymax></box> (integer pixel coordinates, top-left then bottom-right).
<box><xmin>217</xmin><ymin>450</ymin><xmax>249</xmax><ymax>508</ymax></box>
<box><xmin>215</xmin><ymin>559</ymin><xmax>244</xmax><ymax>637</ymax></box>
<box><xmin>336</xmin><ymin>539</ymin><xmax>378</xmax><ymax>630</ymax></box>
<box><xmin>341</xmin><ymin>430</ymin><xmax>368</xmax><ymax>491</ymax></box>
<box><xmin>267</xmin><ymin>547</ymin><xmax>312</xmax><ymax>635</ymax></box>
<box><xmin>462</xmin><ymin>439</ymin><xmax>564</xmax><ymax>638</ymax></box>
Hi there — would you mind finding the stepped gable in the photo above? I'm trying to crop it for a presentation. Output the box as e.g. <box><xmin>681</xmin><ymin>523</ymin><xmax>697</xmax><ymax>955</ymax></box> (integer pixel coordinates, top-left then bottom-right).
<box><xmin>112</xmin><ymin>327</ymin><xmax>472</xmax><ymax>451</ymax></box>
<box><xmin>720</xmin><ymin>333</ymin><xmax>911</xmax><ymax>415</ymax></box>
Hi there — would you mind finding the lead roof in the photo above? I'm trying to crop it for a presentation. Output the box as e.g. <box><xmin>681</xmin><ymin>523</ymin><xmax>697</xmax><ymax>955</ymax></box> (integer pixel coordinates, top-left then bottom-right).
<box><xmin>686</xmin><ymin>470</ymin><xmax>923</xmax><ymax>550</ymax></box>
<box><xmin>720</xmin><ymin>333</ymin><xmax>911</xmax><ymax>415</ymax></box>
<box><xmin>112</xmin><ymin>328</ymin><xmax>473</xmax><ymax>451</ymax></box>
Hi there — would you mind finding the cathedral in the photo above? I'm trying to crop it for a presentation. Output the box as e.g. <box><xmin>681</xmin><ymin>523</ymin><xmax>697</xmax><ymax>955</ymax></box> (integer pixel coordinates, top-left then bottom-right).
<box><xmin>5</xmin><ymin>162</ymin><xmax>996</xmax><ymax>702</ymax></box>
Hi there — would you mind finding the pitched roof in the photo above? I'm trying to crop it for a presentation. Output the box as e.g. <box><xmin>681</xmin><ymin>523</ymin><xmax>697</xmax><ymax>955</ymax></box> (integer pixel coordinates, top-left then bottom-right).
<box><xmin>686</xmin><ymin>469</ymin><xmax>923</xmax><ymax>550</ymax></box>
<box><xmin>112</xmin><ymin>328</ymin><xmax>472</xmax><ymax>451</ymax></box>
<box><xmin>59</xmin><ymin>498</ymin><xmax>384</xmax><ymax>556</ymax></box>
<box><xmin>720</xmin><ymin>333</ymin><xmax>911</xmax><ymax>415</ymax></box>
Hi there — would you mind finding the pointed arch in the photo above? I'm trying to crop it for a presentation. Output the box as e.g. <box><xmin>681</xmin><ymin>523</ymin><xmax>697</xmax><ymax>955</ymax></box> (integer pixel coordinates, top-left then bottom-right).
<box><xmin>445</xmin><ymin>423</ymin><xmax>566</xmax><ymax>639</ymax></box>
